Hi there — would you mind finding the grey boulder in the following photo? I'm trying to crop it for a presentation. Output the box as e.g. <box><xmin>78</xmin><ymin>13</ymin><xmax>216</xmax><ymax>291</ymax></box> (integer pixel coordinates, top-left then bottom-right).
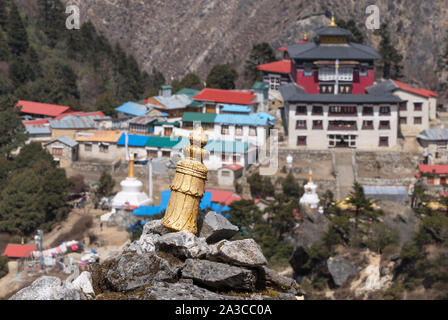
<box><xmin>258</xmin><ymin>266</ymin><xmax>301</xmax><ymax>294</ymax></box>
<box><xmin>156</xmin><ymin>230</ymin><xmax>210</xmax><ymax>259</ymax></box>
<box><xmin>142</xmin><ymin>219</ymin><xmax>172</xmax><ymax>236</ymax></box>
<box><xmin>127</xmin><ymin>232</ymin><xmax>161</xmax><ymax>254</ymax></box>
<box><xmin>327</xmin><ymin>257</ymin><xmax>357</xmax><ymax>287</ymax></box>
<box><xmin>199</xmin><ymin>211</ymin><xmax>239</xmax><ymax>243</ymax></box>
<box><xmin>181</xmin><ymin>259</ymin><xmax>257</xmax><ymax>291</ymax></box>
<box><xmin>210</xmin><ymin>239</ymin><xmax>267</xmax><ymax>267</ymax></box>
<box><xmin>9</xmin><ymin>276</ymin><xmax>81</xmax><ymax>300</ymax></box>
<box><xmin>71</xmin><ymin>271</ymin><xmax>95</xmax><ymax>297</ymax></box>
<box><xmin>105</xmin><ymin>252</ymin><xmax>183</xmax><ymax>292</ymax></box>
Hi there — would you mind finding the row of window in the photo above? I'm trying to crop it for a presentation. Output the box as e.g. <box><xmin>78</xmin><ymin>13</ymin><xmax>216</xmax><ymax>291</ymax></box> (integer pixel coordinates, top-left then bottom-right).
<box><xmin>296</xmin><ymin>136</ymin><xmax>389</xmax><ymax>147</ymax></box>
<box><xmin>221</xmin><ymin>125</ymin><xmax>257</xmax><ymax>136</ymax></box>
<box><xmin>295</xmin><ymin>106</ymin><xmax>391</xmax><ymax>116</ymax></box>
<box><xmin>295</xmin><ymin>120</ymin><xmax>391</xmax><ymax>130</ymax></box>
<box><xmin>400</xmin><ymin>117</ymin><xmax>422</xmax><ymax>125</ymax></box>
<box><xmin>399</xmin><ymin>102</ymin><xmax>423</xmax><ymax>112</ymax></box>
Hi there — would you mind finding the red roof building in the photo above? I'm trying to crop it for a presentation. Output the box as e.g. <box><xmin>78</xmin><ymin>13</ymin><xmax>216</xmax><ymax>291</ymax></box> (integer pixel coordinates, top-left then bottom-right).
<box><xmin>256</xmin><ymin>60</ymin><xmax>292</xmax><ymax>74</ymax></box>
<box><xmin>391</xmin><ymin>80</ymin><xmax>438</xmax><ymax>99</ymax></box>
<box><xmin>223</xmin><ymin>164</ymin><xmax>244</xmax><ymax>172</ymax></box>
<box><xmin>418</xmin><ymin>164</ymin><xmax>448</xmax><ymax>175</ymax></box>
<box><xmin>205</xmin><ymin>189</ymin><xmax>242</xmax><ymax>206</ymax></box>
<box><xmin>194</xmin><ymin>89</ymin><xmax>258</xmax><ymax>105</ymax></box>
<box><xmin>22</xmin><ymin>111</ymin><xmax>106</xmax><ymax>125</ymax></box>
<box><xmin>2</xmin><ymin>244</ymin><xmax>36</xmax><ymax>258</ymax></box>
<box><xmin>16</xmin><ymin>100</ymin><xmax>76</xmax><ymax>118</ymax></box>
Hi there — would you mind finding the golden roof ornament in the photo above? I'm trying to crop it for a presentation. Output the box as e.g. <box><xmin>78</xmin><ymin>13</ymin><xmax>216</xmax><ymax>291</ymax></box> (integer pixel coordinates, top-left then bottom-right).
<box><xmin>309</xmin><ymin>169</ymin><xmax>313</xmax><ymax>183</ymax></box>
<box><xmin>161</xmin><ymin>127</ymin><xmax>209</xmax><ymax>234</ymax></box>
<box><xmin>303</xmin><ymin>32</ymin><xmax>308</xmax><ymax>41</ymax></box>
<box><xmin>328</xmin><ymin>14</ymin><xmax>337</xmax><ymax>27</ymax></box>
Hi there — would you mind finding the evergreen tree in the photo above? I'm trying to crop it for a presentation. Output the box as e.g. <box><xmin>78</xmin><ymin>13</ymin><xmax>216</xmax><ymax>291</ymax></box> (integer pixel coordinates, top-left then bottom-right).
<box><xmin>206</xmin><ymin>64</ymin><xmax>238</xmax><ymax>89</ymax></box>
<box><xmin>376</xmin><ymin>22</ymin><xmax>404</xmax><ymax>79</ymax></box>
<box><xmin>0</xmin><ymin>31</ymin><xmax>9</xmax><ymax>61</ymax></box>
<box><xmin>96</xmin><ymin>91</ymin><xmax>117</xmax><ymax>117</ymax></box>
<box><xmin>97</xmin><ymin>171</ymin><xmax>115</xmax><ymax>198</ymax></box>
<box><xmin>171</xmin><ymin>73</ymin><xmax>202</xmax><ymax>92</ymax></box>
<box><xmin>281</xmin><ymin>172</ymin><xmax>301</xmax><ymax>198</ymax></box>
<box><xmin>336</xmin><ymin>19</ymin><xmax>365</xmax><ymax>44</ymax></box>
<box><xmin>37</xmin><ymin>0</ymin><xmax>66</xmax><ymax>47</ymax></box>
<box><xmin>0</xmin><ymin>0</ymin><xmax>8</xmax><ymax>28</ymax></box>
<box><xmin>0</xmin><ymin>107</ymin><xmax>28</xmax><ymax>158</ymax></box>
<box><xmin>346</xmin><ymin>181</ymin><xmax>374</xmax><ymax>219</ymax></box>
<box><xmin>7</xmin><ymin>2</ymin><xmax>29</xmax><ymax>56</ymax></box>
<box><xmin>244</xmin><ymin>42</ymin><xmax>277</xmax><ymax>82</ymax></box>
<box><xmin>9</xmin><ymin>56</ymin><xmax>34</xmax><ymax>86</ymax></box>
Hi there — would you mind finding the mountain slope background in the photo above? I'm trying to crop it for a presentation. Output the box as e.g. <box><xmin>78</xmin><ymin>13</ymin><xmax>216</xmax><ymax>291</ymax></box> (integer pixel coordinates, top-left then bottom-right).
<box><xmin>41</xmin><ymin>0</ymin><xmax>448</xmax><ymax>94</ymax></box>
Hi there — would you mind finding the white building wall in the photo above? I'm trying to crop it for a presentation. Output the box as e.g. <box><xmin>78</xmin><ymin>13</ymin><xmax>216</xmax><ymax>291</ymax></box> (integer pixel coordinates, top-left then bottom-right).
<box><xmin>287</xmin><ymin>103</ymin><xmax>398</xmax><ymax>149</ymax></box>
<box><xmin>393</xmin><ymin>90</ymin><xmax>430</xmax><ymax>136</ymax></box>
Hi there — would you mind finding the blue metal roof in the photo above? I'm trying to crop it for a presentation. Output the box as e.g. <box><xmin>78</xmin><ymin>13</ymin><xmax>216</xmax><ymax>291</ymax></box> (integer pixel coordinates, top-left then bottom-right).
<box><xmin>116</xmin><ymin>102</ymin><xmax>148</xmax><ymax>117</ymax></box>
<box><xmin>363</xmin><ymin>186</ymin><xmax>408</xmax><ymax>196</ymax></box>
<box><xmin>25</xmin><ymin>124</ymin><xmax>51</xmax><ymax>135</ymax></box>
<box><xmin>221</xmin><ymin>105</ymin><xmax>251</xmax><ymax>113</ymax></box>
<box><xmin>117</xmin><ymin>133</ymin><xmax>150</xmax><ymax>147</ymax></box>
<box><xmin>417</xmin><ymin>128</ymin><xmax>448</xmax><ymax>141</ymax></box>
<box><xmin>49</xmin><ymin>115</ymin><xmax>100</xmax><ymax>129</ymax></box>
<box><xmin>215</xmin><ymin>114</ymin><xmax>268</xmax><ymax>126</ymax></box>
<box><xmin>45</xmin><ymin>136</ymin><xmax>78</xmax><ymax>148</ymax></box>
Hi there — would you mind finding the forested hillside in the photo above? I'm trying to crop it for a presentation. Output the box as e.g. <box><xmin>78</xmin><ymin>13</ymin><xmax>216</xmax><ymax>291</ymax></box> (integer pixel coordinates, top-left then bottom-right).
<box><xmin>0</xmin><ymin>0</ymin><xmax>165</xmax><ymax>115</ymax></box>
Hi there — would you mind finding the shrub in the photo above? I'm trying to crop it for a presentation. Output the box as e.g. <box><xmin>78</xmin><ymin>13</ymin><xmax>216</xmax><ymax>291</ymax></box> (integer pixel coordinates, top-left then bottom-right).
<box><xmin>383</xmin><ymin>282</ymin><xmax>404</xmax><ymax>300</ymax></box>
<box><xmin>0</xmin><ymin>256</ymin><xmax>8</xmax><ymax>279</ymax></box>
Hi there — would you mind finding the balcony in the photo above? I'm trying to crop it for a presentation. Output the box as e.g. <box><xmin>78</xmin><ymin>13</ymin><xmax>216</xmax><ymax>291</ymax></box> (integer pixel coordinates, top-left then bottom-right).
<box><xmin>329</xmin><ymin>106</ymin><xmax>357</xmax><ymax>117</ymax></box>
<box><xmin>379</xmin><ymin>124</ymin><xmax>390</xmax><ymax>130</ymax></box>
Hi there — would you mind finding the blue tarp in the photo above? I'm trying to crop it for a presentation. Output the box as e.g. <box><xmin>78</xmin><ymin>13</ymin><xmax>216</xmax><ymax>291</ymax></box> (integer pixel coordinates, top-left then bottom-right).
<box><xmin>133</xmin><ymin>191</ymin><xmax>230</xmax><ymax>217</ymax></box>
<box><xmin>221</xmin><ymin>105</ymin><xmax>251</xmax><ymax>113</ymax></box>
<box><xmin>117</xmin><ymin>133</ymin><xmax>150</xmax><ymax>147</ymax></box>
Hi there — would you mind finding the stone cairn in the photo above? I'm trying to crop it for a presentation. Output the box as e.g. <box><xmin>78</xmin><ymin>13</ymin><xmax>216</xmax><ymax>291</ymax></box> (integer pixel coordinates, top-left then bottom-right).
<box><xmin>10</xmin><ymin>128</ymin><xmax>302</xmax><ymax>300</ymax></box>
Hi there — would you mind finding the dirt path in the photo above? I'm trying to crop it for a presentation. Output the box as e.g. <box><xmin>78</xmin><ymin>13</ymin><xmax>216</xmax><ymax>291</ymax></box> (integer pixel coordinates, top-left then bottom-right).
<box><xmin>334</xmin><ymin>150</ymin><xmax>355</xmax><ymax>200</ymax></box>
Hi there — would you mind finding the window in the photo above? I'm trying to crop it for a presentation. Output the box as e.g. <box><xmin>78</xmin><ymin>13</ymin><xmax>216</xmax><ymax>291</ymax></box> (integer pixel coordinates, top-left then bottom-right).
<box><xmin>414</xmin><ymin>102</ymin><xmax>423</xmax><ymax>111</ymax></box>
<box><xmin>379</xmin><ymin>106</ymin><xmax>390</xmax><ymax>115</ymax></box>
<box><xmin>414</xmin><ymin>117</ymin><xmax>422</xmax><ymax>125</ymax></box>
<box><xmin>52</xmin><ymin>147</ymin><xmax>63</xmax><ymax>156</ymax></box>
<box><xmin>296</xmin><ymin>120</ymin><xmax>307</xmax><ymax>129</ymax></box>
<box><xmin>164</xmin><ymin>127</ymin><xmax>173</xmax><ymax>137</ymax></box>
<box><xmin>99</xmin><ymin>143</ymin><xmax>109</xmax><ymax>153</ymax></box>
<box><xmin>427</xmin><ymin>177</ymin><xmax>434</xmax><ymax>185</ymax></box>
<box><xmin>84</xmin><ymin>144</ymin><xmax>92</xmax><ymax>152</ymax></box>
<box><xmin>304</xmin><ymin>64</ymin><xmax>313</xmax><ymax>76</ymax></box>
<box><xmin>312</xmin><ymin>106</ymin><xmax>323</xmax><ymax>115</ymax></box>
<box><xmin>162</xmin><ymin>151</ymin><xmax>171</xmax><ymax>158</ymax></box>
<box><xmin>235</xmin><ymin>125</ymin><xmax>243</xmax><ymax>136</ymax></box>
<box><xmin>221</xmin><ymin>125</ymin><xmax>229</xmax><ymax>135</ymax></box>
<box><xmin>359</xmin><ymin>65</ymin><xmax>368</xmax><ymax>77</ymax></box>
<box><xmin>221</xmin><ymin>154</ymin><xmax>227</xmax><ymax>161</ymax></box>
<box><xmin>338</xmin><ymin>85</ymin><xmax>352</xmax><ymax>94</ymax></box>
<box><xmin>297</xmin><ymin>136</ymin><xmax>307</xmax><ymax>146</ymax></box>
<box><xmin>148</xmin><ymin>150</ymin><xmax>158</xmax><ymax>158</ymax></box>
<box><xmin>249</xmin><ymin>126</ymin><xmax>257</xmax><ymax>136</ymax></box>
<box><xmin>399</xmin><ymin>102</ymin><xmax>407</xmax><ymax>111</ymax></box>
<box><xmin>313</xmin><ymin>120</ymin><xmax>323</xmax><ymax>130</ymax></box>
<box><xmin>329</xmin><ymin>106</ymin><xmax>357</xmax><ymax>115</ymax></box>
<box><xmin>379</xmin><ymin>121</ymin><xmax>390</xmax><ymax>129</ymax></box>
<box><xmin>379</xmin><ymin>137</ymin><xmax>389</xmax><ymax>147</ymax></box>
<box><xmin>206</xmin><ymin>104</ymin><xmax>216</xmax><ymax>113</ymax></box>
<box><xmin>400</xmin><ymin>117</ymin><xmax>407</xmax><ymax>124</ymax></box>
<box><xmin>362</xmin><ymin>120</ymin><xmax>374</xmax><ymax>130</ymax></box>
<box><xmin>320</xmin><ymin>85</ymin><xmax>334</xmax><ymax>94</ymax></box>
<box><xmin>269</xmin><ymin>76</ymin><xmax>280</xmax><ymax>90</ymax></box>
<box><xmin>221</xmin><ymin>171</ymin><xmax>231</xmax><ymax>177</ymax></box>
<box><xmin>363</xmin><ymin>107</ymin><xmax>373</xmax><ymax>115</ymax></box>
<box><xmin>295</xmin><ymin>106</ymin><xmax>307</xmax><ymax>115</ymax></box>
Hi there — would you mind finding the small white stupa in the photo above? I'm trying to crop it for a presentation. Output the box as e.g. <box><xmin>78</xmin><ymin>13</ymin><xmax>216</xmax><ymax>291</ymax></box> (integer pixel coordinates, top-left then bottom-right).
<box><xmin>111</xmin><ymin>156</ymin><xmax>151</xmax><ymax>208</ymax></box>
<box><xmin>300</xmin><ymin>169</ymin><xmax>320</xmax><ymax>209</ymax></box>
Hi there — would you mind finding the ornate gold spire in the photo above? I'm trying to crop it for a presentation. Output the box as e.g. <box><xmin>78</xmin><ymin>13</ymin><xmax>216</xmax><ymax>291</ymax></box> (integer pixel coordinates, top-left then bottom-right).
<box><xmin>128</xmin><ymin>156</ymin><xmax>135</xmax><ymax>178</ymax></box>
<box><xmin>309</xmin><ymin>169</ymin><xmax>313</xmax><ymax>183</ymax></box>
<box><xmin>303</xmin><ymin>32</ymin><xmax>308</xmax><ymax>41</ymax></box>
<box><xmin>161</xmin><ymin>127</ymin><xmax>209</xmax><ymax>234</ymax></box>
<box><xmin>328</xmin><ymin>14</ymin><xmax>337</xmax><ymax>27</ymax></box>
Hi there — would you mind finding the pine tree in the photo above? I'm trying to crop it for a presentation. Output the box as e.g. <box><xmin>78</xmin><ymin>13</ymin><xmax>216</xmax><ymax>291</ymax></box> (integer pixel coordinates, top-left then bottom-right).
<box><xmin>7</xmin><ymin>2</ymin><xmax>29</xmax><ymax>56</ymax></box>
<box><xmin>37</xmin><ymin>0</ymin><xmax>66</xmax><ymax>47</ymax></box>
<box><xmin>336</xmin><ymin>19</ymin><xmax>365</xmax><ymax>44</ymax></box>
<box><xmin>244</xmin><ymin>43</ymin><xmax>277</xmax><ymax>82</ymax></box>
<box><xmin>0</xmin><ymin>106</ymin><xmax>28</xmax><ymax>158</ymax></box>
<box><xmin>0</xmin><ymin>0</ymin><xmax>8</xmax><ymax>29</ymax></box>
<box><xmin>206</xmin><ymin>64</ymin><xmax>238</xmax><ymax>89</ymax></box>
<box><xmin>376</xmin><ymin>23</ymin><xmax>404</xmax><ymax>79</ymax></box>
<box><xmin>0</xmin><ymin>31</ymin><xmax>9</xmax><ymax>61</ymax></box>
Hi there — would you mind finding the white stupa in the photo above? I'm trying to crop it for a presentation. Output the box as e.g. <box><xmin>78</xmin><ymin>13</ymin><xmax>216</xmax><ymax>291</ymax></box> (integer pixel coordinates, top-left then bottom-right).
<box><xmin>300</xmin><ymin>170</ymin><xmax>320</xmax><ymax>209</ymax></box>
<box><xmin>111</xmin><ymin>157</ymin><xmax>152</xmax><ymax>208</ymax></box>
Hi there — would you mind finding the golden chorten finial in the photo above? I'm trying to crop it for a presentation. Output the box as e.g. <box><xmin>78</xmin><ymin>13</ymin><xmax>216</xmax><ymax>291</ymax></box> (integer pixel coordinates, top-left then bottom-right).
<box><xmin>329</xmin><ymin>14</ymin><xmax>337</xmax><ymax>27</ymax></box>
<box><xmin>303</xmin><ymin>32</ymin><xmax>308</xmax><ymax>41</ymax></box>
<box><xmin>309</xmin><ymin>169</ymin><xmax>313</xmax><ymax>183</ymax></box>
<box><xmin>161</xmin><ymin>127</ymin><xmax>209</xmax><ymax>234</ymax></box>
<box><xmin>128</xmin><ymin>156</ymin><xmax>135</xmax><ymax>178</ymax></box>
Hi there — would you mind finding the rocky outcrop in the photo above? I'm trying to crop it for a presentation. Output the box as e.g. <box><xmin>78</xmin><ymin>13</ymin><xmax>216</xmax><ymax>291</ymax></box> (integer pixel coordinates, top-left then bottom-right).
<box><xmin>58</xmin><ymin>0</ymin><xmax>446</xmax><ymax>91</ymax></box>
<box><xmin>10</xmin><ymin>276</ymin><xmax>82</xmax><ymax>300</ymax></box>
<box><xmin>12</xmin><ymin>214</ymin><xmax>301</xmax><ymax>300</ymax></box>
<box><xmin>199</xmin><ymin>211</ymin><xmax>239</xmax><ymax>244</ymax></box>
<box><xmin>327</xmin><ymin>257</ymin><xmax>357</xmax><ymax>287</ymax></box>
